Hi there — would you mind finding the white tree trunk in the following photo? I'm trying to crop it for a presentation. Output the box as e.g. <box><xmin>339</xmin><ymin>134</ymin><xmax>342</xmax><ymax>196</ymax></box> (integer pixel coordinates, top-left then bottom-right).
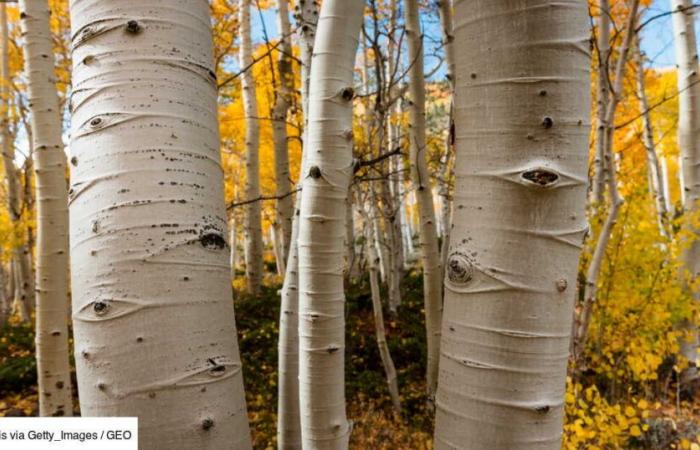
<box><xmin>575</xmin><ymin>0</ymin><xmax>639</xmax><ymax>358</ymax></box>
<box><xmin>272</xmin><ymin>0</ymin><xmax>294</xmax><ymax>263</ymax></box>
<box><xmin>68</xmin><ymin>1</ymin><xmax>251</xmax><ymax>447</ymax></box>
<box><xmin>19</xmin><ymin>0</ymin><xmax>74</xmax><ymax>417</ymax></box>
<box><xmin>240</xmin><ymin>0</ymin><xmax>263</xmax><ymax>295</ymax></box>
<box><xmin>230</xmin><ymin>217</ymin><xmax>238</xmax><ymax>279</ymax></box>
<box><xmin>634</xmin><ymin>41</ymin><xmax>669</xmax><ymax>237</ymax></box>
<box><xmin>367</xmin><ymin>188</ymin><xmax>401</xmax><ymax>412</ymax></box>
<box><xmin>277</xmin><ymin>1</ymin><xmax>318</xmax><ymax>447</ymax></box>
<box><xmin>591</xmin><ymin>0</ymin><xmax>610</xmax><ymax>204</ymax></box>
<box><xmin>404</xmin><ymin>0</ymin><xmax>443</xmax><ymax>396</ymax></box>
<box><xmin>297</xmin><ymin>1</ymin><xmax>363</xmax><ymax>447</ymax></box>
<box><xmin>1</xmin><ymin>5</ymin><xmax>34</xmax><ymax>323</ymax></box>
<box><xmin>434</xmin><ymin>1</ymin><xmax>590</xmax><ymax>448</ymax></box>
<box><xmin>671</xmin><ymin>0</ymin><xmax>700</xmax><ymax>385</ymax></box>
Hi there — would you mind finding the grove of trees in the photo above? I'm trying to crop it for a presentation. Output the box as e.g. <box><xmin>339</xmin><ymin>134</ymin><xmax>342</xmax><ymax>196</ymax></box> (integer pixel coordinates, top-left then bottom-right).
<box><xmin>0</xmin><ymin>0</ymin><xmax>698</xmax><ymax>449</ymax></box>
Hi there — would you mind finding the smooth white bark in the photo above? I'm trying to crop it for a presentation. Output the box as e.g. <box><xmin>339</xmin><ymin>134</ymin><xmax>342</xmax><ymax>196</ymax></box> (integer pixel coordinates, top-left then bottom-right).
<box><xmin>591</xmin><ymin>0</ymin><xmax>611</xmax><ymax>204</ymax></box>
<box><xmin>297</xmin><ymin>1</ymin><xmax>363</xmax><ymax>447</ymax></box>
<box><xmin>434</xmin><ymin>1</ymin><xmax>590</xmax><ymax>448</ymax></box>
<box><xmin>277</xmin><ymin>1</ymin><xmax>318</xmax><ymax>447</ymax></box>
<box><xmin>19</xmin><ymin>0</ymin><xmax>74</xmax><ymax>417</ymax></box>
<box><xmin>404</xmin><ymin>0</ymin><xmax>443</xmax><ymax>396</ymax></box>
<box><xmin>240</xmin><ymin>0</ymin><xmax>263</xmax><ymax>295</ymax></box>
<box><xmin>671</xmin><ymin>0</ymin><xmax>700</xmax><ymax>385</ymax></box>
<box><xmin>68</xmin><ymin>1</ymin><xmax>251</xmax><ymax>447</ymax></box>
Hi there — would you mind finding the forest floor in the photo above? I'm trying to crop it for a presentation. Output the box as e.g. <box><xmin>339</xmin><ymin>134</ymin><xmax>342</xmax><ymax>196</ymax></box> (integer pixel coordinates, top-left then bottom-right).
<box><xmin>0</xmin><ymin>271</ymin><xmax>698</xmax><ymax>449</ymax></box>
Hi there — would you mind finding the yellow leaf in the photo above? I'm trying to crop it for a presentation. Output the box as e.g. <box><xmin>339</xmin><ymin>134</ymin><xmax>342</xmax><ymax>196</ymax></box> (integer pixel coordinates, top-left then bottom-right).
<box><xmin>630</xmin><ymin>425</ymin><xmax>641</xmax><ymax>437</ymax></box>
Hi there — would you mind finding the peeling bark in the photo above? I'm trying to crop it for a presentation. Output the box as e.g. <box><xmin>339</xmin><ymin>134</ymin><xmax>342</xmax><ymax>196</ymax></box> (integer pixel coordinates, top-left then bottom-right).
<box><xmin>68</xmin><ymin>1</ymin><xmax>252</xmax><ymax>447</ymax></box>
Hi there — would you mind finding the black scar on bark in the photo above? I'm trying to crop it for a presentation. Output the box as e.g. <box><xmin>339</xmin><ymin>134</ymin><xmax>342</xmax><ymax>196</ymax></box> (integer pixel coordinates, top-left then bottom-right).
<box><xmin>200</xmin><ymin>231</ymin><xmax>226</xmax><ymax>250</ymax></box>
<box><xmin>522</xmin><ymin>169</ymin><xmax>558</xmax><ymax>186</ymax></box>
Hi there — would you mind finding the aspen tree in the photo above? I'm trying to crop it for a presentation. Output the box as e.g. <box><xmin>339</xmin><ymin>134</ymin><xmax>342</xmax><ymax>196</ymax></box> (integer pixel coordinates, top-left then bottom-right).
<box><xmin>277</xmin><ymin>1</ymin><xmax>318</xmax><ymax>448</ymax></box>
<box><xmin>1</xmin><ymin>4</ymin><xmax>33</xmax><ymax>323</ymax></box>
<box><xmin>68</xmin><ymin>1</ymin><xmax>251</xmax><ymax>447</ymax></box>
<box><xmin>272</xmin><ymin>0</ymin><xmax>294</xmax><ymax>262</ymax></box>
<box><xmin>19</xmin><ymin>0</ymin><xmax>73</xmax><ymax>417</ymax></box>
<box><xmin>297</xmin><ymin>0</ymin><xmax>363</xmax><ymax>447</ymax></box>
<box><xmin>575</xmin><ymin>0</ymin><xmax>639</xmax><ymax>357</ymax></box>
<box><xmin>591</xmin><ymin>0</ymin><xmax>611</xmax><ymax>204</ymax></box>
<box><xmin>404</xmin><ymin>0</ymin><xmax>443</xmax><ymax>396</ymax></box>
<box><xmin>434</xmin><ymin>1</ymin><xmax>590</xmax><ymax>447</ymax></box>
<box><xmin>671</xmin><ymin>0</ymin><xmax>700</xmax><ymax>386</ymax></box>
<box><xmin>634</xmin><ymin>40</ymin><xmax>668</xmax><ymax>237</ymax></box>
<box><xmin>240</xmin><ymin>0</ymin><xmax>263</xmax><ymax>295</ymax></box>
<box><xmin>367</xmin><ymin>187</ymin><xmax>401</xmax><ymax>412</ymax></box>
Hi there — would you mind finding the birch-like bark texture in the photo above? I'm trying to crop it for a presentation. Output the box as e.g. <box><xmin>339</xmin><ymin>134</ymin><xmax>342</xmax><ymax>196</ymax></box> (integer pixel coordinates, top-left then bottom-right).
<box><xmin>404</xmin><ymin>0</ymin><xmax>443</xmax><ymax>396</ymax></box>
<box><xmin>277</xmin><ymin>1</ymin><xmax>318</xmax><ymax>447</ymax></box>
<box><xmin>240</xmin><ymin>0</ymin><xmax>263</xmax><ymax>295</ymax></box>
<box><xmin>230</xmin><ymin>218</ymin><xmax>237</xmax><ymax>278</ymax></box>
<box><xmin>272</xmin><ymin>0</ymin><xmax>294</xmax><ymax>263</ymax></box>
<box><xmin>591</xmin><ymin>0</ymin><xmax>611</xmax><ymax>204</ymax></box>
<box><xmin>634</xmin><ymin>41</ymin><xmax>668</xmax><ymax>237</ymax></box>
<box><xmin>19</xmin><ymin>0</ymin><xmax>74</xmax><ymax>417</ymax></box>
<box><xmin>575</xmin><ymin>0</ymin><xmax>639</xmax><ymax>358</ymax></box>
<box><xmin>434</xmin><ymin>1</ymin><xmax>590</xmax><ymax>448</ymax></box>
<box><xmin>297</xmin><ymin>1</ymin><xmax>363</xmax><ymax>447</ymax></box>
<box><xmin>671</xmin><ymin>0</ymin><xmax>700</xmax><ymax>385</ymax></box>
<box><xmin>68</xmin><ymin>1</ymin><xmax>252</xmax><ymax>447</ymax></box>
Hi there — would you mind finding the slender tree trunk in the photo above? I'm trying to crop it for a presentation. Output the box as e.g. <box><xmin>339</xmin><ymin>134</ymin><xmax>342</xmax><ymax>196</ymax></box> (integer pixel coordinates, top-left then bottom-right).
<box><xmin>19</xmin><ymin>0</ymin><xmax>74</xmax><ymax>417</ymax></box>
<box><xmin>367</xmin><ymin>188</ymin><xmax>401</xmax><ymax>412</ymax></box>
<box><xmin>272</xmin><ymin>0</ymin><xmax>294</xmax><ymax>263</ymax></box>
<box><xmin>1</xmin><ymin>5</ymin><xmax>33</xmax><ymax>323</ymax></box>
<box><xmin>272</xmin><ymin>225</ymin><xmax>286</xmax><ymax>275</ymax></box>
<box><xmin>230</xmin><ymin>217</ymin><xmax>238</xmax><ymax>279</ymax></box>
<box><xmin>404</xmin><ymin>0</ymin><xmax>443</xmax><ymax>397</ymax></box>
<box><xmin>277</xmin><ymin>1</ymin><xmax>318</xmax><ymax>447</ymax></box>
<box><xmin>345</xmin><ymin>191</ymin><xmax>357</xmax><ymax>279</ymax></box>
<box><xmin>68</xmin><ymin>1</ymin><xmax>251</xmax><ymax>447</ymax></box>
<box><xmin>434</xmin><ymin>1</ymin><xmax>590</xmax><ymax>448</ymax></box>
<box><xmin>240</xmin><ymin>0</ymin><xmax>263</xmax><ymax>295</ymax></box>
<box><xmin>591</xmin><ymin>0</ymin><xmax>610</xmax><ymax>204</ymax></box>
<box><xmin>297</xmin><ymin>1</ymin><xmax>363</xmax><ymax>447</ymax></box>
<box><xmin>634</xmin><ymin>41</ymin><xmax>668</xmax><ymax>237</ymax></box>
<box><xmin>671</xmin><ymin>0</ymin><xmax>700</xmax><ymax>386</ymax></box>
<box><xmin>575</xmin><ymin>0</ymin><xmax>639</xmax><ymax>359</ymax></box>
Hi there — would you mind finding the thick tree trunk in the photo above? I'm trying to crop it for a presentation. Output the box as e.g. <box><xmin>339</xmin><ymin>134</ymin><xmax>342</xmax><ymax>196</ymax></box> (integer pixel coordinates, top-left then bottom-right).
<box><xmin>434</xmin><ymin>1</ymin><xmax>590</xmax><ymax>448</ymax></box>
<box><xmin>272</xmin><ymin>0</ymin><xmax>294</xmax><ymax>263</ymax></box>
<box><xmin>68</xmin><ymin>1</ymin><xmax>251</xmax><ymax>447</ymax></box>
<box><xmin>277</xmin><ymin>1</ymin><xmax>318</xmax><ymax>448</ymax></box>
<box><xmin>19</xmin><ymin>0</ymin><xmax>74</xmax><ymax>417</ymax></box>
<box><xmin>671</xmin><ymin>0</ymin><xmax>700</xmax><ymax>386</ymax></box>
<box><xmin>404</xmin><ymin>0</ymin><xmax>443</xmax><ymax>397</ymax></box>
<box><xmin>591</xmin><ymin>0</ymin><xmax>610</xmax><ymax>204</ymax></box>
<box><xmin>240</xmin><ymin>0</ymin><xmax>263</xmax><ymax>295</ymax></box>
<box><xmin>297</xmin><ymin>1</ymin><xmax>363</xmax><ymax>447</ymax></box>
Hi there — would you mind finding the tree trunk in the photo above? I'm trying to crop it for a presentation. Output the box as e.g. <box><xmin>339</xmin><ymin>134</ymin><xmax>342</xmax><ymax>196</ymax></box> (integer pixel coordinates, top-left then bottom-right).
<box><xmin>240</xmin><ymin>0</ymin><xmax>263</xmax><ymax>295</ymax></box>
<box><xmin>671</xmin><ymin>0</ymin><xmax>700</xmax><ymax>386</ymax></box>
<box><xmin>591</xmin><ymin>0</ymin><xmax>610</xmax><ymax>204</ymax></box>
<box><xmin>574</xmin><ymin>0</ymin><xmax>639</xmax><ymax>359</ymax></box>
<box><xmin>1</xmin><ymin>4</ymin><xmax>33</xmax><ymax>323</ymax></box>
<box><xmin>367</xmin><ymin>187</ymin><xmax>401</xmax><ymax>412</ymax></box>
<box><xmin>272</xmin><ymin>0</ymin><xmax>294</xmax><ymax>263</ymax></box>
<box><xmin>230</xmin><ymin>217</ymin><xmax>238</xmax><ymax>279</ymax></box>
<box><xmin>434</xmin><ymin>1</ymin><xmax>590</xmax><ymax>448</ymax></box>
<box><xmin>297</xmin><ymin>1</ymin><xmax>363</xmax><ymax>447</ymax></box>
<box><xmin>277</xmin><ymin>1</ymin><xmax>318</xmax><ymax>447</ymax></box>
<box><xmin>19</xmin><ymin>0</ymin><xmax>74</xmax><ymax>417</ymax></box>
<box><xmin>634</xmin><ymin>40</ymin><xmax>669</xmax><ymax>238</ymax></box>
<box><xmin>404</xmin><ymin>0</ymin><xmax>443</xmax><ymax>397</ymax></box>
<box><xmin>68</xmin><ymin>1</ymin><xmax>252</xmax><ymax>447</ymax></box>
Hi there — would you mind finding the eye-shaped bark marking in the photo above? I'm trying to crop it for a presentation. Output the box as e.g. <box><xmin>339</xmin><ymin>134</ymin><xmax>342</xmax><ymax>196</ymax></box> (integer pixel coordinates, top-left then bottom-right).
<box><xmin>74</xmin><ymin>298</ymin><xmax>147</xmax><ymax>322</ymax></box>
<box><xmin>339</xmin><ymin>86</ymin><xmax>355</xmax><ymax>101</ymax></box>
<box><xmin>125</xmin><ymin>20</ymin><xmax>141</xmax><ymax>34</ymax></box>
<box><xmin>521</xmin><ymin>169</ymin><xmax>559</xmax><ymax>187</ymax></box>
<box><xmin>199</xmin><ymin>231</ymin><xmax>226</xmax><ymax>250</ymax></box>
<box><xmin>308</xmin><ymin>165</ymin><xmax>322</xmax><ymax>179</ymax></box>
